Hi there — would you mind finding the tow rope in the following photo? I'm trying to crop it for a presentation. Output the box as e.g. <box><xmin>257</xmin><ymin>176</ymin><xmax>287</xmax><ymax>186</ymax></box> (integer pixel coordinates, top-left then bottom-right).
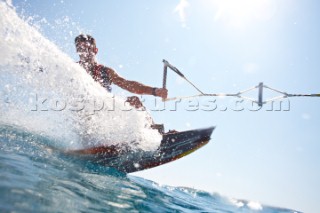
<box><xmin>162</xmin><ymin>59</ymin><xmax>320</xmax><ymax>106</ymax></box>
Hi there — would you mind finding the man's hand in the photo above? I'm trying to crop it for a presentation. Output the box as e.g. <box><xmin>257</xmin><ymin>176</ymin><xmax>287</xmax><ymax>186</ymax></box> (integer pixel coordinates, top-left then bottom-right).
<box><xmin>154</xmin><ymin>88</ymin><xmax>168</xmax><ymax>99</ymax></box>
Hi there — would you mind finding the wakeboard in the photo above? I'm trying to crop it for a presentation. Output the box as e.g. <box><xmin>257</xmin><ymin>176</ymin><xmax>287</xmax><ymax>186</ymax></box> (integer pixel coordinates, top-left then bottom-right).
<box><xmin>65</xmin><ymin>126</ymin><xmax>215</xmax><ymax>173</ymax></box>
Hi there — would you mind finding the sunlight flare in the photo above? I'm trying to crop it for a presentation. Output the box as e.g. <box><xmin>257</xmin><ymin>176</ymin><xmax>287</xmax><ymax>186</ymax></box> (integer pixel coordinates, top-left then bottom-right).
<box><xmin>211</xmin><ymin>0</ymin><xmax>277</xmax><ymax>28</ymax></box>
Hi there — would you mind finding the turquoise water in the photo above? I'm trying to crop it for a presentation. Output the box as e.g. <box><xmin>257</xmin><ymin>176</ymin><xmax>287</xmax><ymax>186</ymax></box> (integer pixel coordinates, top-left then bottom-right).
<box><xmin>0</xmin><ymin>125</ymin><xmax>298</xmax><ymax>213</ymax></box>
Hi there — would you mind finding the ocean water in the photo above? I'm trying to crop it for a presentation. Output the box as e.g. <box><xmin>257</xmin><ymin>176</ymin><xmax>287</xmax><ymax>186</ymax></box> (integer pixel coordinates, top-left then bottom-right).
<box><xmin>0</xmin><ymin>125</ymin><xmax>298</xmax><ymax>213</ymax></box>
<box><xmin>0</xmin><ymin>1</ymin><xmax>300</xmax><ymax>212</ymax></box>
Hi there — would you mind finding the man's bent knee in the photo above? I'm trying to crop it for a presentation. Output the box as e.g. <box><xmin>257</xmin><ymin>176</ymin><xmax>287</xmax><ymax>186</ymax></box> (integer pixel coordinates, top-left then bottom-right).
<box><xmin>126</xmin><ymin>96</ymin><xmax>144</xmax><ymax>109</ymax></box>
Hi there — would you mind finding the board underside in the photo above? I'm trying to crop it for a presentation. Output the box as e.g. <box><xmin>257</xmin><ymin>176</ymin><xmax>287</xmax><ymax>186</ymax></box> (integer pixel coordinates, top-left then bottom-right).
<box><xmin>66</xmin><ymin>127</ymin><xmax>215</xmax><ymax>173</ymax></box>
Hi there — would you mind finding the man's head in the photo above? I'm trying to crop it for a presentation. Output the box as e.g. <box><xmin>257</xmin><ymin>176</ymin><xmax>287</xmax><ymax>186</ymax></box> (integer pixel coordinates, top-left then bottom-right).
<box><xmin>75</xmin><ymin>34</ymin><xmax>98</xmax><ymax>62</ymax></box>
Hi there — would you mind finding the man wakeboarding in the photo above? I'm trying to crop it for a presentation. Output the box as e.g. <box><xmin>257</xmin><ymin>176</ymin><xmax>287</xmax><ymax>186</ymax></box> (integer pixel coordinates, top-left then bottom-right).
<box><xmin>69</xmin><ymin>35</ymin><xmax>213</xmax><ymax>171</ymax></box>
<box><xmin>75</xmin><ymin>34</ymin><xmax>167</xmax><ymax>133</ymax></box>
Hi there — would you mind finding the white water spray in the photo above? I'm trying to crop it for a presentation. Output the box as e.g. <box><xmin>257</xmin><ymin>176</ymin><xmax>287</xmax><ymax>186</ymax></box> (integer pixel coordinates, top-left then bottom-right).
<box><xmin>0</xmin><ymin>2</ymin><xmax>161</xmax><ymax>151</ymax></box>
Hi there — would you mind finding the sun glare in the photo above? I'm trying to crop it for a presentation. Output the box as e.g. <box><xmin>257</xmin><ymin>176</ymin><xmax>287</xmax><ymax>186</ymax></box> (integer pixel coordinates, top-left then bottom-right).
<box><xmin>211</xmin><ymin>0</ymin><xmax>277</xmax><ymax>28</ymax></box>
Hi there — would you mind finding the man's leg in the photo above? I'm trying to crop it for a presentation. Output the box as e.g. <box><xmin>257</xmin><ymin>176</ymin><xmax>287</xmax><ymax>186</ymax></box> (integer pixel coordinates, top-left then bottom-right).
<box><xmin>125</xmin><ymin>96</ymin><xmax>144</xmax><ymax>109</ymax></box>
<box><xmin>125</xmin><ymin>96</ymin><xmax>165</xmax><ymax>134</ymax></box>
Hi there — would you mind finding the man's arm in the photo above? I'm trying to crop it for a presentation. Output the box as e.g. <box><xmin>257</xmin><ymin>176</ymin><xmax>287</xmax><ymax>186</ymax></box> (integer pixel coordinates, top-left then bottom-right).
<box><xmin>107</xmin><ymin>68</ymin><xmax>168</xmax><ymax>98</ymax></box>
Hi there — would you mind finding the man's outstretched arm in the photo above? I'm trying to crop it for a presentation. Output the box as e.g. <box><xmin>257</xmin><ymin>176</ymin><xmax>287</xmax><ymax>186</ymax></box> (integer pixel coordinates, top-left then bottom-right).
<box><xmin>107</xmin><ymin>68</ymin><xmax>168</xmax><ymax>99</ymax></box>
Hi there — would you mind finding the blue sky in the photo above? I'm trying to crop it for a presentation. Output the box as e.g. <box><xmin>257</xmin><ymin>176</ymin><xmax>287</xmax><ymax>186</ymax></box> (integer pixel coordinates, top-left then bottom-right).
<box><xmin>12</xmin><ymin>0</ymin><xmax>320</xmax><ymax>212</ymax></box>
